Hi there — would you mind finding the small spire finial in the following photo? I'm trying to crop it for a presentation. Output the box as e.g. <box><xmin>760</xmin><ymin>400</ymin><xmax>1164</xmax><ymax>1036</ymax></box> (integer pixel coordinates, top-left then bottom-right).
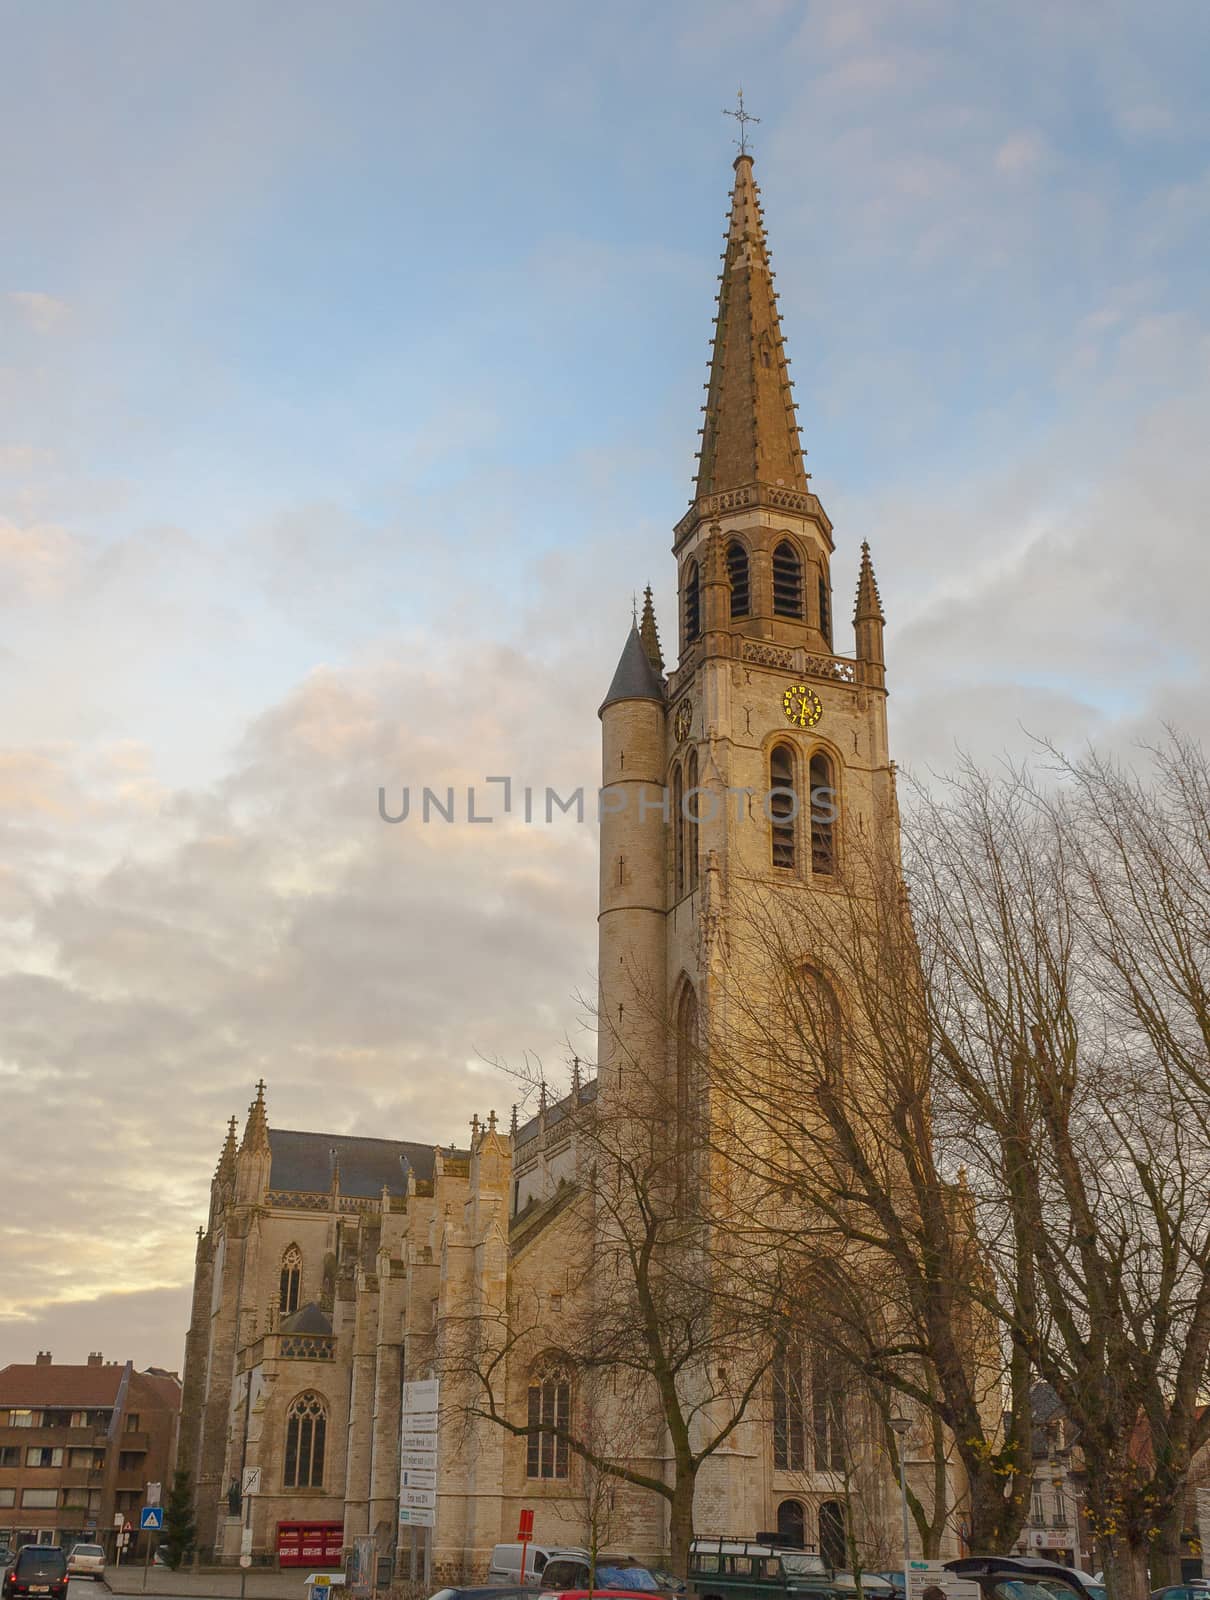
<box><xmin>510</xmin><ymin>1104</ymin><xmax>518</xmax><ymax>1135</ymax></box>
<box><xmin>632</xmin><ymin>591</ymin><xmax>639</xmax><ymax>625</ymax></box>
<box><xmin>723</xmin><ymin>86</ymin><xmax>760</xmax><ymax>157</ymax></box>
<box><xmin>639</xmin><ymin>585</ymin><xmax>664</xmax><ymax>673</ymax></box>
<box><xmin>488</xmin><ymin>1108</ymin><xmax>498</xmax><ymax>1133</ymax></box>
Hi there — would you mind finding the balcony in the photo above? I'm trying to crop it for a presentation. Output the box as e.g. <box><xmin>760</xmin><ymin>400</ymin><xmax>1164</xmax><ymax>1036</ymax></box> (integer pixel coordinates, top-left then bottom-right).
<box><xmin>118</xmin><ymin>1432</ymin><xmax>150</xmax><ymax>1453</ymax></box>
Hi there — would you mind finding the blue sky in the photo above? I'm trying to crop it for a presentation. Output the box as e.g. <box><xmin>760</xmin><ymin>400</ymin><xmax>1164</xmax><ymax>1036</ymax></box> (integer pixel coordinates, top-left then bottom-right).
<box><xmin>2</xmin><ymin>0</ymin><xmax>1209</xmax><ymax>1366</ymax></box>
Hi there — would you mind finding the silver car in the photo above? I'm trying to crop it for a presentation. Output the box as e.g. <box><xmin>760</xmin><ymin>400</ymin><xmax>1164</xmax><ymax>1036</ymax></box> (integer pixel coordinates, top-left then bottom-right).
<box><xmin>67</xmin><ymin>1545</ymin><xmax>106</xmax><ymax>1580</ymax></box>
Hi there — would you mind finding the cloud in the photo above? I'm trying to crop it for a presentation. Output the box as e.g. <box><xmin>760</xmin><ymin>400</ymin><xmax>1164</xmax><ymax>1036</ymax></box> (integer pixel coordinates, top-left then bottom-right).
<box><xmin>6</xmin><ymin>292</ymin><xmax>70</xmax><ymax>333</ymax></box>
<box><xmin>994</xmin><ymin>131</ymin><xmax>1048</xmax><ymax>178</ymax></box>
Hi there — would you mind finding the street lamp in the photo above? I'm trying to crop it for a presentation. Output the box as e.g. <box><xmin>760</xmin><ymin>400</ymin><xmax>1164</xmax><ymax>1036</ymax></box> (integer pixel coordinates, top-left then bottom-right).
<box><xmin>889</xmin><ymin>1417</ymin><xmax>913</xmax><ymax>1587</ymax></box>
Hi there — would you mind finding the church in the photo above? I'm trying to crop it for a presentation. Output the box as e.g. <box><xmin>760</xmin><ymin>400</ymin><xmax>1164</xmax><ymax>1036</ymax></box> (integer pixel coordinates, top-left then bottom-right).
<box><xmin>177</xmin><ymin>149</ymin><xmax>968</xmax><ymax>1580</ymax></box>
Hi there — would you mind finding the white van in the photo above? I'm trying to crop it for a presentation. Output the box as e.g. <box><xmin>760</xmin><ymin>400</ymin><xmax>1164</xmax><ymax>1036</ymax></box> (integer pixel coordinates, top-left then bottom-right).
<box><xmin>487</xmin><ymin>1544</ymin><xmax>579</xmax><ymax>1585</ymax></box>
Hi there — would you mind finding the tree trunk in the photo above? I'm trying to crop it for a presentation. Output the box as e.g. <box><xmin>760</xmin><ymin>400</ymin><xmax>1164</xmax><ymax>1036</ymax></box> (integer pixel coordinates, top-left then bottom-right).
<box><xmin>1101</xmin><ymin>1538</ymin><xmax>1152</xmax><ymax>1600</ymax></box>
<box><xmin>1149</xmin><ymin>1504</ymin><xmax>1184</xmax><ymax>1591</ymax></box>
<box><xmin>668</xmin><ymin>1473</ymin><xmax>696</xmax><ymax>1578</ymax></box>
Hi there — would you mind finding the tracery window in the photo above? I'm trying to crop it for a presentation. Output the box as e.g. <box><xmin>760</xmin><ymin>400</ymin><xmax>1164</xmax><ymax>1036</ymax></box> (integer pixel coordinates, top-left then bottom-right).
<box><xmin>280</xmin><ymin>1244</ymin><xmax>302</xmax><ymax>1314</ymax></box>
<box><xmin>802</xmin><ymin>966</ymin><xmax>843</xmax><ymax>1081</ymax></box>
<box><xmin>772</xmin><ymin>1339</ymin><xmax>807</xmax><ymax>1470</ymax></box>
<box><xmin>818</xmin><ymin>574</ymin><xmax>831</xmax><ymax>647</ymax></box>
<box><xmin>727</xmin><ymin>541</ymin><xmax>750</xmax><ymax>619</ymax></box>
<box><xmin>672</xmin><ymin>764</ymin><xmax>684</xmax><ymax>897</ymax></box>
<box><xmin>526</xmin><ymin>1368</ymin><xmax>570</xmax><ymax>1479</ymax></box>
<box><xmin>772</xmin><ymin>541</ymin><xmax>802</xmax><ymax>618</ymax></box>
<box><xmin>811</xmin><ymin>1345</ymin><xmax>846</xmax><ymax>1471</ymax></box>
<box><xmin>283</xmin><ymin>1391</ymin><xmax>326</xmax><ymax>1489</ymax></box>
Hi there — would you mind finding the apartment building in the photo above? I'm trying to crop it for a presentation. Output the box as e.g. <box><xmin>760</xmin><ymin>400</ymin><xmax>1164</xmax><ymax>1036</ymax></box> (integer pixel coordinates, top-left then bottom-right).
<box><xmin>0</xmin><ymin>1353</ymin><xmax>181</xmax><ymax>1557</ymax></box>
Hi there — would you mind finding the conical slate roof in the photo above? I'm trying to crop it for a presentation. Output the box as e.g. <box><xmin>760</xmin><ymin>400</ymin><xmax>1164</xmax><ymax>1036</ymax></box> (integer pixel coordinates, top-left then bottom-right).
<box><xmin>695</xmin><ymin>153</ymin><xmax>808</xmax><ymax>500</ymax></box>
<box><xmin>599</xmin><ymin>623</ymin><xmax>665</xmax><ymax>715</ymax></box>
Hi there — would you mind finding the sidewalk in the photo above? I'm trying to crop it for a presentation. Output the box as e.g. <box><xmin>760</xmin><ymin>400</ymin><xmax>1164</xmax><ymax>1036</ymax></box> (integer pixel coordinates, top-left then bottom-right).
<box><xmin>103</xmin><ymin>1570</ymin><xmax>319</xmax><ymax>1598</ymax></box>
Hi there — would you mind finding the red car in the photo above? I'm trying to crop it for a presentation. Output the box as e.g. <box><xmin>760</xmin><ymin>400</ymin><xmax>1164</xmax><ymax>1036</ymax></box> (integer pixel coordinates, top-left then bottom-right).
<box><xmin>539</xmin><ymin>1592</ymin><xmax>667</xmax><ymax>1600</ymax></box>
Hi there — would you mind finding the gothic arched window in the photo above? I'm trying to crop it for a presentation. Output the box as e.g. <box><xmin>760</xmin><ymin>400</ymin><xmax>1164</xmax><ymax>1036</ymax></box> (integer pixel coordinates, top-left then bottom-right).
<box><xmin>672</xmin><ymin>764</ymin><xmax>685</xmax><ymax>898</ymax></box>
<box><xmin>772</xmin><ymin>541</ymin><xmax>803</xmax><ymax>618</ymax></box>
<box><xmin>686</xmin><ymin>750</ymin><xmax>700</xmax><ymax>894</ymax></box>
<box><xmin>772</xmin><ymin>1338</ymin><xmax>806</xmax><ymax>1470</ymax></box>
<box><xmin>803</xmin><ymin>966</ymin><xmax>843</xmax><ymax>1081</ymax></box>
<box><xmin>675</xmin><ymin>983</ymin><xmax>699</xmax><ymax>1206</ymax></box>
<box><xmin>770</xmin><ymin>745</ymin><xmax>798</xmax><ymax>870</ymax></box>
<box><xmin>684</xmin><ymin>560</ymin><xmax>701</xmax><ymax>645</ymax></box>
<box><xmin>812</xmin><ymin>1346</ymin><xmax>846</xmax><ymax>1471</ymax></box>
<box><xmin>727</xmin><ymin>541</ymin><xmax>750</xmax><ymax>619</ymax></box>
<box><xmin>280</xmin><ymin>1245</ymin><xmax>302</xmax><ymax>1315</ymax></box>
<box><xmin>526</xmin><ymin>1366</ymin><xmax>570</xmax><ymax>1480</ymax></box>
<box><xmin>818</xmin><ymin>572</ymin><xmax>832</xmax><ymax>648</ymax></box>
<box><xmin>809</xmin><ymin>751</ymin><xmax>837</xmax><ymax>876</ymax></box>
<box><xmin>283</xmin><ymin>1391</ymin><xmax>326</xmax><ymax>1489</ymax></box>
<box><xmin>819</xmin><ymin>1500</ymin><xmax>846</xmax><ymax>1570</ymax></box>
<box><xmin>776</xmin><ymin>1499</ymin><xmax>806</xmax><ymax>1548</ymax></box>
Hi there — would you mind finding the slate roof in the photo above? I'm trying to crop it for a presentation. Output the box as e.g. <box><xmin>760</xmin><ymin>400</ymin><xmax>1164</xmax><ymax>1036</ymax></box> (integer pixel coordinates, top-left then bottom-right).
<box><xmin>280</xmin><ymin>1303</ymin><xmax>333</xmax><ymax>1336</ymax></box>
<box><xmin>267</xmin><ymin>1129</ymin><xmax>440</xmax><ymax>1197</ymax></box>
<box><xmin>599</xmin><ymin>624</ymin><xmax>665</xmax><ymax>714</ymax></box>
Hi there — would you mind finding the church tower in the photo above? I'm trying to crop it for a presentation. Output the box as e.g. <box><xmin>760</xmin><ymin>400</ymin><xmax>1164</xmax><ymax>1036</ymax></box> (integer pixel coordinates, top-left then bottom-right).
<box><xmin>597</xmin><ymin>147</ymin><xmax>897</xmax><ymax>1119</ymax></box>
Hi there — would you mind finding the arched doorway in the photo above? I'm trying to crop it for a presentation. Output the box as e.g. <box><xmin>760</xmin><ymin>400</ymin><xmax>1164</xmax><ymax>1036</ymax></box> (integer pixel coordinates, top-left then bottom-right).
<box><xmin>819</xmin><ymin>1500</ymin><xmax>846</xmax><ymax>1570</ymax></box>
<box><xmin>776</xmin><ymin>1499</ymin><xmax>806</xmax><ymax>1549</ymax></box>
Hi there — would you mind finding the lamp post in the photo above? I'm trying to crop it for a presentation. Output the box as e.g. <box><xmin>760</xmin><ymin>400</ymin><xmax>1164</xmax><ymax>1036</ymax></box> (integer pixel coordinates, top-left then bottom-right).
<box><xmin>889</xmin><ymin>1417</ymin><xmax>913</xmax><ymax>1589</ymax></box>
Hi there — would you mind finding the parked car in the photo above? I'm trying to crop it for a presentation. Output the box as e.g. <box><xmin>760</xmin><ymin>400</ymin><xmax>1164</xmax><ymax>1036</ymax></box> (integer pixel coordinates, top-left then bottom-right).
<box><xmin>944</xmin><ymin>1557</ymin><xmax>1099</xmax><ymax>1600</ymax></box>
<box><xmin>540</xmin><ymin>1557</ymin><xmax>669</xmax><ymax>1594</ymax></box>
<box><xmin>429</xmin><ymin>1589</ymin><xmax>538</xmax><ymax>1600</ymax></box>
<box><xmin>66</xmin><ymin>1545</ymin><xmax>106</xmax><ymax>1580</ymax></box>
<box><xmin>1150</xmin><ymin>1588</ymin><xmax>1210</xmax><ymax>1600</ymax></box>
<box><xmin>2</xmin><ymin>1546</ymin><xmax>69</xmax><ymax>1600</ymax></box>
<box><xmin>688</xmin><ymin>1539</ymin><xmax>834</xmax><ymax>1600</ymax></box>
<box><xmin>489</xmin><ymin>1545</ymin><xmax>577</xmax><ymax>1585</ymax></box>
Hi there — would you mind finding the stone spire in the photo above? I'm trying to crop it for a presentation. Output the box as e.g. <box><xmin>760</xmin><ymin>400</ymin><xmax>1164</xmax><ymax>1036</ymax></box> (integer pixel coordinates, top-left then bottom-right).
<box><xmin>215</xmin><ymin>1116</ymin><xmax>239</xmax><ymax>1180</ymax></box>
<box><xmin>854</xmin><ymin>540</ymin><xmax>884</xmax><ymax>623</ymax></box>
<box><xmin>695</xmin><ymin>153</ymin><xmax>807</xmax><ymax>502</ymax></box>
<box><xmin>639</xmin><ymin>586</ymin><xmax>664</xmax><ymax>672</ymax></box>
<box><xmin>240</xmin><ymin>1079</ymin><xmax>270</xmax><ymax>1156</ymax></box>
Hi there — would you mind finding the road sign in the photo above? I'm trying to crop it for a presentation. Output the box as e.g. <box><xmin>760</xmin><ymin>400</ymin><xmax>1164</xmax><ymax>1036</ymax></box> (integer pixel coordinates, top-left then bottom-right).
<box><xmin>401</xmin><ymin>1469</ymin><xmax>436</xmax><ymax>1490</ymax></box>
<box><xmin>139</xmin><ymin>1507</ymin><xmax>164</xmax><ymax>1531</ymax></box>
<box><xmin>518</xmin><ymin>1508</ymin><xmax>534</xmax><ymax>1540</ymax></box>
<box><xmin>242</xmin><ymin>1466</ymin><xmax>262</xmax><ymax>1496</ymax></box>
<box><xmin>145</xmin><ymin>1482</ymin><xmax>161</xmax><ymax>1507</ymax></box>
<box><xmin>397</xmin><ymin>1507</ymin><xmax>435</xmax><ymax>1528</ymax></box>
<box><xmin>113</xmin><ymin>1514</ymin><xmax>124</xmax><ymax>1529</ymax></box>
<box><xmin>123</xmin><ymin>1522</ymin><xmax>132</xmax><ymax>1534</ymax></box>
<box><xmin>906</xmin><ymin>1563</ymin><xmax>980</xmax><ymax>1600</ymax></box>
<box><xmin>312</xmin><ymin>1576</ymin><xmax>331</xmax><ymax>1589</ymax></box>
<box><xmin>400</xmin><ymin>1449</ymin><xmax>436</xmax><ymax>1471</ymax></box>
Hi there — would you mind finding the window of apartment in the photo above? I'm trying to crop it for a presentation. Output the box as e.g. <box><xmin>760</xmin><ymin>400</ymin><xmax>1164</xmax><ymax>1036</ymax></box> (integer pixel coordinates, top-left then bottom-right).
<box><xmin>0</xmin><ymin>1489</ymin><xmax>13</xmax><ymax>1508</ymax></box>
<box><xmin>0</xmin><ymin>1447</ymin><xmax>19</xmax><ymax>1467</ymax></box>
<box><xmin>6</xmin><ymin>1410</ymin><xmax>37</xmax><ymax>1427</ymax></box>
<box><xmin>124</xmin><ymin>1414</ymin><xmax>140</xmax><ymax>1433</ymax></box>
<box><xmin>118</xmin><ymin>1452</ymin><xmax>143</xmax><ymax>1471</ymax></box>
<box><xmin>25</xmin><ymin>1448</ymin><xmax>64</xmax><ymax>1468</ymax></box>
<box><xmin>21</xmin><ymin>1489</ymin><xmax>59</xmax><ymax>1509</ymax></box>
<box><xmin>1032</xmin><ymin>1488</ymin><xmax>1046</xmax><ymax>1524</ymax></box>
<box><xmin>42</xmin><ymin>1411</ymin><xmax>71</xmax><ymax>1430</ymax></box>
<box><xmin>68</xmin><ymin>1449</ymin><xmax>104</xmax><ymax>1469</ymax></box>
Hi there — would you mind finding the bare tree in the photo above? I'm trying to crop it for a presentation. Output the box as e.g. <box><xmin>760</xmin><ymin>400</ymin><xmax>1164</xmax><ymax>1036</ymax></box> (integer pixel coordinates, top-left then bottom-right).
<box><xmin>439</xmin><ymin>1059</ymin><xmax>787</xmax><ymax>1574</ymax></box>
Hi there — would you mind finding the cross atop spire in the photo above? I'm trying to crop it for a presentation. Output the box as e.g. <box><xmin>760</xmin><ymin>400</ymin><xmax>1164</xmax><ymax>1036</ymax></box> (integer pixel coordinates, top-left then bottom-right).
<box><xmin>722</xmin><ymin>87</ymin><xmax>760</xmax><ymax>157</ymax></box>
<box><xmin>693</xmin><ymin>151</ymin><xmax>808</xmax><ymax>506</ymax></box>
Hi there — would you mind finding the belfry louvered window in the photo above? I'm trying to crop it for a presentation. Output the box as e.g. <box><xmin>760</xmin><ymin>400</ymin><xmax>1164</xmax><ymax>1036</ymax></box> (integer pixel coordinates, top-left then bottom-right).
<box><xmin>809</xmin><ymin>751</ymin><xmax>837</xmax><ymax>876</ymax></box>
<box><xmin>772</xmin><ymin>541</ymin><xmax>802</xmax><ymax>618</ymax></box>
<box><xmin>686</xmin><ymin>750</ymin><xmax>700</xmax><ymax>894</ymax></box>
<box><xmin>727</xmin><ymin>541</ymin><xmax>750</xmax><ymax>618</ymax></box>
<box><xmin>770</xmin><ymin>745</ymin><xmax>797</xmax><ymax>870</ymax></box>
<box><xmin>684</xmin><ymin>560</ymin><xmax>701</xmax><ymax>644</ymax></box>
<box><xmin>818</xmin><ymin>574</ymin><xmax>831</xmax><ymax>647</ymax></box>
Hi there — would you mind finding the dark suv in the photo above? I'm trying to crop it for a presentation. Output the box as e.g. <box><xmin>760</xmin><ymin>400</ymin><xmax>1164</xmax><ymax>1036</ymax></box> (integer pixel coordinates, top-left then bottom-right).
<box><xmin>3</xmin><ymin>1547</ymin><xmax>69</xmax><ymax>1600</ymax></box>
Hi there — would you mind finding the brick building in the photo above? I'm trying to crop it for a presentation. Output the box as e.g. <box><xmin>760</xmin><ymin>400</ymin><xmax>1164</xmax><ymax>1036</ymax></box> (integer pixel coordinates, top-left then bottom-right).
<box><xmin>0</xmin><ymin>1353</ymin><xmax>181</xmax><ymax>1558</ymax></box>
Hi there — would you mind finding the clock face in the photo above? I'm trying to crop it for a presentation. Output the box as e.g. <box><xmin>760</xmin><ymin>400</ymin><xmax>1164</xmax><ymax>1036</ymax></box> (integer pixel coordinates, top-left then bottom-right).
<box><xmin>673</xmin><ymin>700</ymin><xmax>693</xmax><ymax>742</ymax></box>
<box><xmin>782</xmin><ymin>684</ymin><xmax>823</xmax><ymax>729</ymax></box>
